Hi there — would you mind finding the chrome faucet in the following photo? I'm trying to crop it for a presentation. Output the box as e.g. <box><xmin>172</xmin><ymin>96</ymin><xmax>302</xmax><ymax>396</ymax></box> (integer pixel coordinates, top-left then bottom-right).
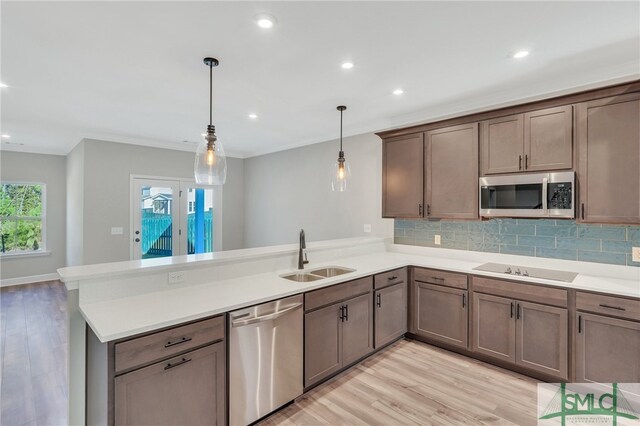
<box><xmin>298</xmin><ymin>229</ymin><xmax>309</xmax><ymax>270</ymax></box>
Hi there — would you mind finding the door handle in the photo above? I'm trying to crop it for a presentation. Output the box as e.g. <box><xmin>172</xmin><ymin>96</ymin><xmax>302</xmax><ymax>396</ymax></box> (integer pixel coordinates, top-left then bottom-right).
<box><xmin>135</xmin><ymin>230</ymin><xmax>140</xmax><ymax>235</ymax></box>
<box><xmin>231</xmin><ymin>303</ymin><xmax>302</xmax><ymax>327</ymax></box>
<box><xmin>134</xmin><ymin>238</ymin><xmax>140</xmax><ymax>243</ymax></box>
<box><xmin>164</xmin><ymin>357</ymin><xmax>192</xmax><ymax>371</ymax></box>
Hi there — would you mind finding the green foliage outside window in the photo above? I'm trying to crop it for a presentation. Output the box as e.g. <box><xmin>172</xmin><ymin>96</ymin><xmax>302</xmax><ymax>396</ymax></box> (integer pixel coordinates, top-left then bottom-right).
<box><xmin>0</xmin><ymin>184</ymin><xmax>44</xmax><ymax>253</ymax></box>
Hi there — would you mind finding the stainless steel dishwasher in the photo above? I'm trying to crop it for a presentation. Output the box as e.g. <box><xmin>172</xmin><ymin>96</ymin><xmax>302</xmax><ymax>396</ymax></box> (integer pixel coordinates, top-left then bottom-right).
<box><xmin>229</xmin><ymin>294</ymin><xmax>303</xmax><ymax>425</ymax></box>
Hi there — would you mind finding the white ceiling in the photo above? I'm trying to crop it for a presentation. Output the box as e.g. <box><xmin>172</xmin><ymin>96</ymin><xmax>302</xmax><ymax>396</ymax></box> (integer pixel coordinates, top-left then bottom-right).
<box><xmin>1</xmin><ymin>1</ymin><xmax>639</xmax><ymax>158</ymax></box>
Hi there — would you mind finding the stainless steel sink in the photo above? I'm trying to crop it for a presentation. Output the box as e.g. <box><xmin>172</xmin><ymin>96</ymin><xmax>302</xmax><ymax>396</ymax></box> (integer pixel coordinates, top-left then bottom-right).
<box><xmin>308</xmin><ymin>266</ymin><xmax>356</xmax><ymax>278</ymax></box>
<box><xmin>280</xmin><ymin>272</ymin><xmax>324</xmax><ymax>282</ymax></box>
<box><xmin>280</xmin><ymin>266</ymin><xmax>355</xmax><ymax>282</ymax></box>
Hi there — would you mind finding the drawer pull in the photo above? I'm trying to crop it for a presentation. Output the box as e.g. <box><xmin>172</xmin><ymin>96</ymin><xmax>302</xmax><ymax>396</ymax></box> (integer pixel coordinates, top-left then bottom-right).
<box><xmin>431</xmin><ymin>276</ymin><xmax>445</xmax><ymax>282</ymax></box>
<box><xmin>164</xmin><ymin>336</ymin><xmax>192</xmax><ymax>348</ymax></box>
<box><xmin>388</xmin><ymin>276</ymin><xmax>398</xmax><ymax>281</ymax></box>
<box><xmin>164</xmin><ymin>357</ymin><xmax>192</xmax><ymax>370</ymax></box>
<box><xmin>598</xmin><ymin>304</ymin><xmax>626</xmax><ymax>311</ymax></box>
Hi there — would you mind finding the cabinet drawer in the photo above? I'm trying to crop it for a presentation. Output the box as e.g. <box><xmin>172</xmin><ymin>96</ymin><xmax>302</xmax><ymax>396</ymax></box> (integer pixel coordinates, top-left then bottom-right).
<box><xmin>576</xmin><ymin>292</ymin><xmax>640</xmax><ymax>321</ymax></box>
<box><xmin>374</xmin><ymin>268</ymin><xmax>407</xmax><ymax>289</ymax></box>
<box><xmin>305</xmin><ymin>276</ymin><xmax>373</xmax><ymax>312</ymax></box>
<box><xmin>115</xmin><ymin>315</ymin><xmax>225</xmax><ymax>373</ymax></box>
<box><xmin>414</xmin><ymin>267</ymin><xmax>468</xmax><ymax>290</ymax></box>
<box><xmin>472</xmin><ymin>276</ymin><xmax>567</xmax><ymax>307</ymax></box>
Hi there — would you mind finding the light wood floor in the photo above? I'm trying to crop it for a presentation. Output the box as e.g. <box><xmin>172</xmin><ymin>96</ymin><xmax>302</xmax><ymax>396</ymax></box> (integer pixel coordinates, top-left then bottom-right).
<box><xmin>0</xmin><ymin>282</ymin><xmax>541</xmax><ymax>426</ymax></box>
<box><xmin>259</xmin><ymin>340</ymin><xmax>540</xmax><ymax>426</ymax></box>
<box><xmin>0</xmin><ymin>281</ymin><xmax>68</xmax><ymax>426</ymax></box>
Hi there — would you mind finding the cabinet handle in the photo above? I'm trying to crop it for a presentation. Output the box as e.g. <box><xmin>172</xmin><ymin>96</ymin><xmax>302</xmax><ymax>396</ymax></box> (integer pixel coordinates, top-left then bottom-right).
<box><xmin>462</xmin><ymin>293</ymin><xmax>466</xmax><ymax>308</ymax></box>
<box><xmin>525</xmin><ymin>154</ymin><xmax>528</xmax><ymax>169</ymax></box>
<box><xmin>599</xmin><ymin>304</ymin><xmax>625</xmax><ymax>311</ymax></box>
<box><xmin>427</xmin><ymin>204</ymin><xmax>431</xmax><ymax>216</ymax></box>
<box><xmin>164</xmin><ymin>336</ymin><xmax>192</xmax><ymax>348</ymax></box>
<box><xmin>581</xmin><ymin>203</ymin><xmax>585</xmax><ymax>220</ymax></box>
<box><xmin>339</xmin><ymin>306</ymin><xmax>345</xmax><ymax>322</ymax></box>
<box><xmin>578</xmin><ymin>315</ymin><xmax>582</xmax><ymax>333</ymax></box>
<box><xmin>388</xmin><ymin>276</ymin><xmax>398</xmax><ymax>281</ymax></box>
<box><xmin>418</xmin><ymin>204</ymin><xmax>423</xmax><ymax>216</ymax></box>
<box><xmin>376</xmin><ymin>293</ymin><xmax>382</xmax><ymax>308</ymax></box>
<box><xmin>510</xmin><ymin>302</ymin><xmax>514</xmax><ymax>318</ymax></box>
<box><xmin>344</xmin><ymin>304</ymin><xmax>349</xmax><ymax>321</ymax></box>
<box><xmin>518</xmin><ymin>155</ymin><xmax>522</xmax><ymax>170</ymax></box>
<box><xmin>431</xmin><ymin>276</ymin><xmax>445</xmax><ymax>283</ymax></box>
<box><xmin>164</xmin><ymin>357</ymin><xmax>192</xmax><ymax>371</ymax></box>
<box><xmin>516</xmin><ymin>303</ymin><xmax>521</xmax><ymax>320</ymax></box>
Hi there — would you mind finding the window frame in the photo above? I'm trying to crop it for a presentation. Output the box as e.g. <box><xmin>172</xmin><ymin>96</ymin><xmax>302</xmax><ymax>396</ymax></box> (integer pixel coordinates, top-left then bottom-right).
<box><xmin>0</xmin><ymin>181</ymin><xmax>47</xmax><ymax>256</ymax></box>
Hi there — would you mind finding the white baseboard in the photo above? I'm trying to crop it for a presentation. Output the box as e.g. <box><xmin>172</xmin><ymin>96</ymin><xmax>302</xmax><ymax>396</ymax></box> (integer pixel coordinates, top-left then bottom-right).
<box><xmin>0</xmin><ymin>273</ymin><xmax>60</xmax><ymax>288</ymax></box>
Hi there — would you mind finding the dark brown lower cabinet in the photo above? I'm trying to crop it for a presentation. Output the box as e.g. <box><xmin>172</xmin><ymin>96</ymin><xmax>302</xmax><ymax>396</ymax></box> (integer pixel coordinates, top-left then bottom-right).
<box><xmin>304</xmin><ymin>293</ymin><xmax>373</xmax><ymax>388</ymax></box>
<box><xmin>576</xmin><ymin>313</ymin><xmax>640</xmax><ymax>383</ymax></box>
<box><xmin>114</xmin><ymin>342</ymin><xmax>226</xmax><ymax>426</ymax></box>
<box><xmin>414</xmin><ymin>282</ymin><xmax>468</xmax><ymax>349</ymax></box>
<box><xmin>473</xmin><ymin>293</ymin><xmax>568</xmax><ymax>379</ymax></box>
<box><xmin>374</xmin><ymin>281</ymin><xmax>407</xmax><ymax>348</ymax></box>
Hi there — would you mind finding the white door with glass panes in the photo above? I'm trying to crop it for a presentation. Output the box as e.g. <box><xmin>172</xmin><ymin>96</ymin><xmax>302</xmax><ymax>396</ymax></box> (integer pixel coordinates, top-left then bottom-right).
<box><xmin>131</xmin><ymin>177</ymin><xmax>220</xmax><ymax>260</ymax></box>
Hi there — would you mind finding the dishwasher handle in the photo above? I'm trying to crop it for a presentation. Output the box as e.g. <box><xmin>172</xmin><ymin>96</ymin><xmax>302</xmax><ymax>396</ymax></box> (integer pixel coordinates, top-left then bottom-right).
<box><xmin>231</xmin><ymin>303</ymin><xmax>303</xmax><ymax>327</ymax></box>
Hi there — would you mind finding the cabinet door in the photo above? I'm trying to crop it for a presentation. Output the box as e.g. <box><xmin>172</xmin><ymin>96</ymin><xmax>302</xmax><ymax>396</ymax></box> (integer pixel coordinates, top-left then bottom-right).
<box><xmin>374</xmin><ymin>282</ymin><xmax>407</xmax><ymax>348</ymax></box>
<box><xmin>472</xmin><ymin>293</ymin><xmax>515</xmax><ymax>363</ymax></box>
<box><xmin>515</xmin><ymin>301</ymin><xmax>568</xmax><ymax>379</ymax></box>
<box><xmin>304</xmin><ymin>303</ymin><xmax>342</xmax><ymax>387</ymax></box>
<box><xmin>114</xmin><ymin>342</ymin><xmax>225</xmax><ymax>426</ymax></box>
<box><xmin>481</xmin><ymin>114</ymin><xmax>524</xmax><ymax>175</ymax></box>
<box><xmin>576</xmin><ymin>313</ymin><xmax>640</xmax><ymax>383</ymax></box>
<box><xmin>524</xmin><ymin>106</ymin><xmax>573</xmax><ymax>171</ymax></box>
<box><xmin>577</xmin><ymin>93</ymin><xmax>640</xmax><ymax>224</ymax></box>
<box><xmin>414</xmin><ymin>282</ymin><xmax>468</xmax><ymax>348</ymax></box>
<box><xmin>425</xmin><ymin>123</ymin><xmax>479</xmax><ymax>219</ymax></box>
<box><xmin>342</xmin><ymin>293</ymin><xmax>374</xmax><ymax>366</ymax></box>
<box><xmin>382</xmin><ymin>133</ymin><xmax>424</xmax><ymax>218</ymax></box>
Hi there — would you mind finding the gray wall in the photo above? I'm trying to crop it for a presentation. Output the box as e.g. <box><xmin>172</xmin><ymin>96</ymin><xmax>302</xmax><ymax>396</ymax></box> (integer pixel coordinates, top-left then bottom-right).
<box><xmin>1</xmin><ymin>151</ymin><xmax>67</xmax><ymax>279</ymax></box>
<box><xmin>243</xmin><ymin>132</ymin><xmax>393</xmax><ymax>248</ymax></box>
<box><xmin>67</xmin><ymin>139</ymin><xmax>245</xmax><ymax>266</ymax></box>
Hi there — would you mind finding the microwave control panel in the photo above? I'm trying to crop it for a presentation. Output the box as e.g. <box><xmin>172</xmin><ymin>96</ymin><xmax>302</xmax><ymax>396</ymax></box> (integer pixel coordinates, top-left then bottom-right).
<box><xmin>548</xmin><ymin>182</ymin><xmax>572</xmax><ymax>209</ymax></box>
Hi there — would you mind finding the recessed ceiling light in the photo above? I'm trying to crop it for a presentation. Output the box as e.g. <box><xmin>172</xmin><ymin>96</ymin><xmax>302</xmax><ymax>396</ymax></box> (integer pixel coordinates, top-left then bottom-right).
<box><xmin>248</xmin><ymin>113</ymin><xmax>258</xmax><ymax>119</ymax></box>
<box><xmin>1</xmin><ymin>134</ymin><xmax>10</xmax><ymax>139</ymax></box>
<box><xmin>341</xmin><ymin>62</ymin><xmax>354</xmax><ymax>70</ymax></box>
<box><xmin>393</xmin><ymin>88</ymin><xmax>404</xmax><ymax>95</ymax></box>
<box><xmin>0</xmin><ymin>82</ymin><xmax>8</xmax><ymax>88</ymax></box>
<box><xmin>512</xmin><ymin>50</ymin><xmax>530</xmax><ymax>59</ymax></box>
<box><xmin>255</xmin><ymin>14</ymin><xmax>276</xmax><ymax>29</ymax></box>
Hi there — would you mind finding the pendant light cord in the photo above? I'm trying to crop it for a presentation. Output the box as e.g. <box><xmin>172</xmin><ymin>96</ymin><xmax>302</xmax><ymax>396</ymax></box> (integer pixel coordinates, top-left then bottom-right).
<box><xmin>209</xmin><ymin>63</ymin><xmax>213</xmax><ymax>127</ymax></box>
<box><xmin>339</xmin><ymin>108</ymin><xmax>343</xmax><ymax>151</ymax></box>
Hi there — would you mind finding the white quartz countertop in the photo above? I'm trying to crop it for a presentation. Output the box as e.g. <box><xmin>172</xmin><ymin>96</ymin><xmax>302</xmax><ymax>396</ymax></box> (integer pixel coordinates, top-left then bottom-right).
<box><xmin>77</xmin><ymin>246</ymin><xmax>640</xmax><ymax>343</ymax></box>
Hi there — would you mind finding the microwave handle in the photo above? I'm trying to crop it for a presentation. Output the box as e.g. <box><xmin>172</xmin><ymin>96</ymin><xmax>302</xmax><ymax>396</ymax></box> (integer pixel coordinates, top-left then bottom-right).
<box><xmin>542</xmin><ymin>177</ymin><xmax>548</xmax><ymax>216</ymax></box>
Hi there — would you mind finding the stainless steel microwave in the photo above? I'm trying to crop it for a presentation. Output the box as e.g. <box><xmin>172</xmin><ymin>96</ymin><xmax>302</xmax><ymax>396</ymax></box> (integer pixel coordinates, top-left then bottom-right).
<box><xmin>479</xmin><ymin>172</ymin><xmax>575</xmax><ymax>218</ymax></box>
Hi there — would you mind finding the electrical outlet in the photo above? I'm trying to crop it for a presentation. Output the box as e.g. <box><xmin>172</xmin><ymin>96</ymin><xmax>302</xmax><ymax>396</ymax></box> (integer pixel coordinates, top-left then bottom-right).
<box><xmin>363</xmin><ymin>224</ymin><xmax>372</xmax><ymax>233</ymax></box>
<box><xmin>434</xmin><ymin>235</ymin><xmax>441</xmax><ymax>245</ymax></box>
<box><xmin>111</xmin><ymin>227</ymin><xmax>123</xmax><ymax>235</ymax></box>
<box><xmin>632</xmin><ymin>247</ymin><xmax>640</xmax><ymax>263</ymax></box>
<box><xmin>168</xmin><ymin>271</ymin><xmax>185</xmax><ymax>285</ymax></box>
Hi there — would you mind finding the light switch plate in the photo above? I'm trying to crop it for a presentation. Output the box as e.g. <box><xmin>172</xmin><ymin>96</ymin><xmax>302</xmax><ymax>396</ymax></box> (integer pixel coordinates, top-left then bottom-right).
<box><xmin>434</xmin><ymin>235</ymin><xmax>441</xmax><ymax>245</ymax></box>
<box><xmin>632</xmin><ymin>247</ymin><xmax>640</xmax><ymax>263</ymax></box>
<box><xmin>111</xmin><ymin>227</ymin><xmax>123</xmax><ymax>235</ymax></box>
<box><xmin>363</xmin><ymin>224</ymin><xmax>372</xmax><ymax>233</ymax></box>
<box><xmin>168</xmin><ymin>271</ymin><xmax>185</xmax><ymax>285</ymax></box>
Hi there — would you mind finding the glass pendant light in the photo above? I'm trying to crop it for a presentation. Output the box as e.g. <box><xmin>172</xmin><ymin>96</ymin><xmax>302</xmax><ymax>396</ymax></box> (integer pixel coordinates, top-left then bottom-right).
<box><xmin>332</xmin><ymin>105</ymin><xmax>350</xmax><ymax>192</ymax></box>
<box><xmin>195</xmin><ymin>57</ymin><xmax>227</xmax><ymax>185</ymax></box>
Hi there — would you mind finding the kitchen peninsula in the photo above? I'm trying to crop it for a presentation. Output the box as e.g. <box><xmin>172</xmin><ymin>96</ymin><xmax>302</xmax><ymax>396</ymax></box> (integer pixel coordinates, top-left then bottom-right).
<box><xmin>58</xmin><ymin>237</ymin><xmax>640</xmax><ymax>425</ymax></box>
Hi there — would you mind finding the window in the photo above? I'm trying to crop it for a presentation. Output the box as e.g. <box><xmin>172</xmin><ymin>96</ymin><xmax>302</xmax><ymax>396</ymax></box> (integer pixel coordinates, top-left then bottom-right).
<box><xmin>0</xmin><ymin>183</ymin><xmax>46</xmax><ymax>254</ymax></box>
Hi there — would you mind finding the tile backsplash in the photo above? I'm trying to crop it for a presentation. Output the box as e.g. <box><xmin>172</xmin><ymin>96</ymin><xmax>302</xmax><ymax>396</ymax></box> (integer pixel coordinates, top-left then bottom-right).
<box><xmin>394</xmin><ymin>219</ymin><xmax>640</xmax><ymax>267</ymax></box>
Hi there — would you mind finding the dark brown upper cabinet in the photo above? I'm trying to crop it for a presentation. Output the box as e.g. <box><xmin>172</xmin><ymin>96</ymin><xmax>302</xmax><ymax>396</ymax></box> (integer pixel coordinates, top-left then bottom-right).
<box><xmin>481</xmin><ymin>106</ymin><xmax>573</xmax><ymax>175</ymax></box>
<box><xmin>576</xmin><ymin>93</ymin><xmax>640</xmax><ymax>224</ymax></box>
<box><xmin>382</xmin><ymin>133</ymin><xmax>424</xmax><ymax>218</ymax></box>
<box><xmin>424</xmin><ymin>123</ymin><xmax>479</xmax><ymax>219</ymax></box>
